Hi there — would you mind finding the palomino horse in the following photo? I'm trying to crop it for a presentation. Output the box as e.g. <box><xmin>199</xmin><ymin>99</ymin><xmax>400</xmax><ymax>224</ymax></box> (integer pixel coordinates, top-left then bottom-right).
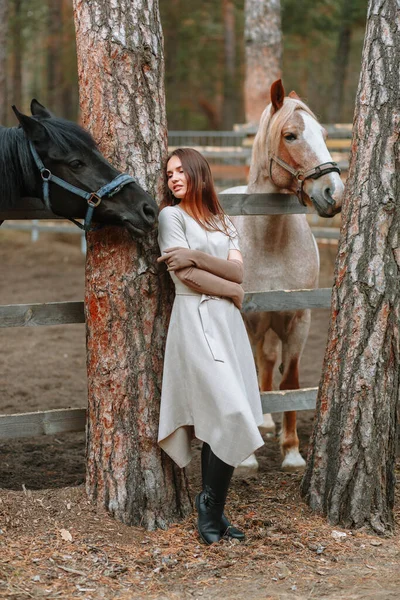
<box><xmin>0</xmin><ymin>100</ymin><xmax>158</xmax><ymax>236</ymax></box>
<box><xmin>224</xmin><ymin>80</ymin><xmax>344</xmax><ymax>472</ymax></box>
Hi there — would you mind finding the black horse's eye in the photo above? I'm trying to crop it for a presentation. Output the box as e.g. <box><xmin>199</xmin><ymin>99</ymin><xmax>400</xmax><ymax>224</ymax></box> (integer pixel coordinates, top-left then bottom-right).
<box><xmin>69</xmin><ymin>159</ymin><xmax>84</xmax><ymax>169</ymax></box>
<box><xmin>284</xmin><ymin>133</ymin><xmax>297</xmax><ymax>141</ymax></box>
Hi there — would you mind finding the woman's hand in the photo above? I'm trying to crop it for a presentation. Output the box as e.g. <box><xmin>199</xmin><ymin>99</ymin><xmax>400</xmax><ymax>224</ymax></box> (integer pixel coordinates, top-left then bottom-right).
<box><xmin>231</xmin><ymin>283</ymin><xmax>245</xmax><ymax>310</ymax></box>
<box><xmin>157</xmin><ymin>247</ymin><xmax>197</xmax><ymax>271</ymax></box>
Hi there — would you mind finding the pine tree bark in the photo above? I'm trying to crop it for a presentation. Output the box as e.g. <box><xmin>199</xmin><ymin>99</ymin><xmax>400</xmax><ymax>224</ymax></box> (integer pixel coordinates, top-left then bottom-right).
<box><xmin>301</xmin><ymin>0</ymin><xmax>400</xmax><ymax>534</ymax></box>
<box><xmin>72</xmin><ymin>0</ymin><xmax>192</xmax><ymax>529</ymax></box>
<box><xmin>244</xmin><ymin>0</ymin><xmax>282</xmax><ymax>124</ymax></box>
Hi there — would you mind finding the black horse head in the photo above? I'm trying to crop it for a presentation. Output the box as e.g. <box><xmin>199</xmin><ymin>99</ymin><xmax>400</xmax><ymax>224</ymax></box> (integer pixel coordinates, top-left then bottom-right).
<box><xmin>1</xmin><ymin>100</ymin><xmax>158</xmax><ymax>238</ymax></box>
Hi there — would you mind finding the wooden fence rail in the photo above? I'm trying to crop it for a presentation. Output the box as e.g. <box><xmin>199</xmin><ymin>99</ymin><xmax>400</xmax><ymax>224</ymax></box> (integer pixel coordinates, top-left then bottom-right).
<box><xmin>0</xmin><ymin>193</ymin><xmax>332</xmax><ymax>439</ymax></box>
<box><xmin>0</xmin><ymin>388</ymin><xmax>319</xmax><ymax>440</ymax></box>
<box><xmin>0</xmin><ymin>288</ymin><xmax>332</xmax><ymax>329</ymax></box>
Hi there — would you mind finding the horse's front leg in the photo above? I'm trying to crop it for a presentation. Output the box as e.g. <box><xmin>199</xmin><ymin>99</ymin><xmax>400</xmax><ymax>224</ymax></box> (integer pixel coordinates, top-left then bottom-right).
<box><xmin>258</xmin><ymin>328</ymin><xmax>280</xmax><ymax>435</ymax></box>
<box><xmin>279</xmin><ymin>310</ymin><xmax>311</xmax><ymax>472</ymax></box>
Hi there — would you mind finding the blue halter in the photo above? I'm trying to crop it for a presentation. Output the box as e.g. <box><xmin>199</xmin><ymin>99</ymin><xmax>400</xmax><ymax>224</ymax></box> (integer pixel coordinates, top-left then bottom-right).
<box><xmin>29</xmin><ymin>141</ymin><xmax>136</xmax><ymax>231</ymax></box>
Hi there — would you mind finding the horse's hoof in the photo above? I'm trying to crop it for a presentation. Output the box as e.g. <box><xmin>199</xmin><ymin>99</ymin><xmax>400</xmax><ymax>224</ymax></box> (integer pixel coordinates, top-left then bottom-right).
<box><xmin>233</xmin><ymin>454</ymin><xmax>259</xmax><ymax>478</ymax></box>
<box><xmin>259</xmin><ymin>413</ymin><xmax>276</xmax><ymax>436</ymax></box>
<box><xmin>281</xmin><ymin>450</ymin><xmax>306</xmax><ymax>472</ymax></box>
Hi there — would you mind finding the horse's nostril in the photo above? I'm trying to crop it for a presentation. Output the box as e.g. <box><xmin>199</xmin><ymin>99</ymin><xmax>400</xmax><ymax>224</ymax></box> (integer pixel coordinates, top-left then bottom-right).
<box><xmin>324</xmin><ymin>187</ymin><xmax>336</xmax><ymax>206</ymax></box>
<box><xmin>143</xmin><ymin>203</ymin><xmax>156</xmax><ymax>221</ymax></box>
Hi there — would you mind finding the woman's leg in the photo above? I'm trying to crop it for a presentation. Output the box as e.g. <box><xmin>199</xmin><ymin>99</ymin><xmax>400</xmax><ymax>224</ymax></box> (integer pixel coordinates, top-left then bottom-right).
<box><xmin>200</xmin><ymin>442</ymin><xmax>245</xmax><ymax>541</ymax></box>
<box><xmin>196</xmin><ymin>448</ymin><xmax>234</xmax><ymax>544</ymax></box>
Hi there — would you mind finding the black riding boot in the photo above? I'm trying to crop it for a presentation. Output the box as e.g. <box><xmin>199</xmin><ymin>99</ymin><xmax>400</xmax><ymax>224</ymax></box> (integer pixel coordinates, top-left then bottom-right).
<box><xmin>201</xmin><ymin>443</ymin><xmax>245</xmax><ymax>541</ymax></box>
<box><xmin>196</xmin><ymin>446</ymin><xmax>234</xmax><ymax>545</ymax></box>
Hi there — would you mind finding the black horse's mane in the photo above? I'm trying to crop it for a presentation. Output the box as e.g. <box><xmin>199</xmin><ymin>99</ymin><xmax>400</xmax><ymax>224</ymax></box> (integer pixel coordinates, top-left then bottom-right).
<box><xmin>0</xmin><ymin>116</ymin><xmax>98</xmax><ymax>208</ymax></box>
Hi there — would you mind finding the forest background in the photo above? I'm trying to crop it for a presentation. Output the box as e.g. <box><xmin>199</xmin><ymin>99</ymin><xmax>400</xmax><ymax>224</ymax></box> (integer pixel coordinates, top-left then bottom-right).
<box><xmin>1</xmin><ymin>0</ymin><xmax>368</xmax><ymax>129</ymax></box>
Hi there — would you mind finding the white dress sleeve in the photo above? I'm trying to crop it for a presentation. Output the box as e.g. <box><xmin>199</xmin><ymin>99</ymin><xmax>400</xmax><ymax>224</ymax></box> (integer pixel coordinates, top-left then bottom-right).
<box><xmin>158</xmin><ymin>207</ymin><xmax>190</xmax><ymax>254</ymax></box>
<box><xmin>227</xmin><ymin>221</ymin><xmax>241</xmax><ymax>252</ymax></box>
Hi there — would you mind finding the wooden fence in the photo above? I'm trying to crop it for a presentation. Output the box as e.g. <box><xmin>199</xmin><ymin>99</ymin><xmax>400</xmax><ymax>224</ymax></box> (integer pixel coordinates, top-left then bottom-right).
<box><xmin>0</xmin><ymin>193</ymin><xmax>335</xmax><ymax>440</ymax></box>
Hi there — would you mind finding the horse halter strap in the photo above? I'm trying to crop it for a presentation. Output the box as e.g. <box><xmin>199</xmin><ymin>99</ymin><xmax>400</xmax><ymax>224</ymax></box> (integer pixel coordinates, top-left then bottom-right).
<box><xmin>28</xmin><ymin>141</ymin><xmax>136</xmax><ymax>231</ymax></box>
<box><xmin>269</xmin><ymin>155</ymin><xmax>341</xmax><ymax>207</ymax></box>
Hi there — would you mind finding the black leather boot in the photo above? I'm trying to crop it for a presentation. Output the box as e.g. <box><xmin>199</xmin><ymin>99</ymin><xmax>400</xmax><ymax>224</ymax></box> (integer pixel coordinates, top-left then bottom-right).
<box><xmin>201</xmin><ymin>443</ymin><xmax>245</xmax><ymax>542</ymax></box>
<box><xmin>196</xmin><ymin>447</ymin><xmax>234</xmax><ymax>545</ymax></box>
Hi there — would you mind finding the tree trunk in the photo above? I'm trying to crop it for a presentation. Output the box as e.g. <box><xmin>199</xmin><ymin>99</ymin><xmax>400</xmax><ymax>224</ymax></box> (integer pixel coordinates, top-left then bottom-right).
<box><xmin>47</xmin><ymin>0</ymin><xmax>64</xmax><ymax>115</ymax></box>
<box><xmin>328</xmin><ymin>0</ymin><xmax>353</xmax><ymax>123</ymax></box>
<box><xmin>244</xmin><ymin>0</ymin><xmax>282</xmax><ymax>124</ymax></box>
<box><xmin>301</xmin><ymin>0</ymin><xmax>400</xmax><ymax>535</ymax></box>
<box><xmin>60</xmin><ymin>0</ymin><xmax>79</xmax><ymax>121</ymax></box>
<box><xmin>0</xmin><ymin>0</ymin><xmax>7</xmax><ymax>124</ymax></box>
<box><xmin>10</xmin><ymin>0</ymin><xmax>22</xmax><ymax>112</ymax></box>
<box><xmin>72</xmin><ymin>0</ymin><xmax>192</xmax><ymax>529</ymax></box>
<box><xmin>222</xmin><ymin>0</ymin><xmax>236</xmax><ymax>129</ymax></box>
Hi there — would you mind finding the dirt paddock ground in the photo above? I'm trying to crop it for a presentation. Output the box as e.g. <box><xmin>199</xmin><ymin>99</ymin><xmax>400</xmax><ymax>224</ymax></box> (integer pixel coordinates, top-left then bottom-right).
<box><xmin>0</xmin><ymin>228</ymin><xmax>399</xmax><ymax>600</ymax></box>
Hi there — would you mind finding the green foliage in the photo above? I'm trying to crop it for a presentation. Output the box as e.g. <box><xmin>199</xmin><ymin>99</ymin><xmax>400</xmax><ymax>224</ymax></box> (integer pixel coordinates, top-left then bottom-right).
<box><xmin>161</xmin><ymin>0</ymin><xmax>245</xmax><ymax>130</ymax></box>
<box><xmin>5</xmin><ymin>0</ymin><xmax>368</xmax><ymax>129</ymax></box>
<box><xmin>7</xmin><ymin>0</ymin><xmax>78</xmax><ymax>121</ymax></box>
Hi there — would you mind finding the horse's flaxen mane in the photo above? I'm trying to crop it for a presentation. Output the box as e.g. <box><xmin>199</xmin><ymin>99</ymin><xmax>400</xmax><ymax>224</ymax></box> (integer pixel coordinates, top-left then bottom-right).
<box><xmin>0</xmin><ymin>117</ymin><xmax>97</xmax><ymax>208</ymax></box>
<box><xmin>249</xmin><ymin>97</ymin><xmax>318</xmax><ymax>187</ymax></box>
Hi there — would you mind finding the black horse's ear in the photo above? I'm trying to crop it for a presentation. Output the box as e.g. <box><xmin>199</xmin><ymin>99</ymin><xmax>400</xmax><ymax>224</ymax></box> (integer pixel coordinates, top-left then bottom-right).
<box><xmin>30</xmin><ymin>99</ymin><xmax>53</xmax><ymax>119</ymax></box>
<box><xmin>12</xmin><ymin>105</ymin><xmax>48</xmax><ymax>143</ymax></box>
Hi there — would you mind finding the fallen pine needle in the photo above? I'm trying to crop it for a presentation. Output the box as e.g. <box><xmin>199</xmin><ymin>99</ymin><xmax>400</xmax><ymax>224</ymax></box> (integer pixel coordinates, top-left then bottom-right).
<box><xmin>56</xmin><ymin>564</ymin><xmax>87</xmax><ymax>577</ymax></box>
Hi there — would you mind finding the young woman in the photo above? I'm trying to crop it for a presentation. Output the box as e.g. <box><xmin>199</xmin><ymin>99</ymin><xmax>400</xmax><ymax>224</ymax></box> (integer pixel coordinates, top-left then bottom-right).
<box><xmin>157</xmin><ymin>148</ymin><xmax>263</xmax><ymax>544</ymax></box>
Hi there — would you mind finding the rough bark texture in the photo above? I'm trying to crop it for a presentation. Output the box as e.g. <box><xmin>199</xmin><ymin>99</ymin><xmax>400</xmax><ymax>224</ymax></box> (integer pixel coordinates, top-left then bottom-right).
<box><xmin>72</xmin><ymin>0</ymin><xmax>192</xmax><ymax>529</ymax></box>
<box><xmin>301</xmin><ymin>0</ymin><xmax>400</xmax><ymax>534</ymax></box>
<box><xmin>244</xmin><ymin>0</ymin><xmax>282</xmax><ymax>124</ymax></box>
<box><xmin>0</xmin><ymin>0</ymin><xmax>7</xmax><ymax>124</ymax></box>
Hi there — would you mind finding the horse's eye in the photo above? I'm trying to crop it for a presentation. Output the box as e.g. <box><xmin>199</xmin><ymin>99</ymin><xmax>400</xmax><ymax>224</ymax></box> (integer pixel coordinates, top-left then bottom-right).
<box><xmin>284</xmin><ymin>133</ymin><xmax>297</xmax><ymax>141</ymax></box>
<box><xmin>69</xmin><ymin>159</ymin><xmax>84</xmax><ymax>169</ymax></box>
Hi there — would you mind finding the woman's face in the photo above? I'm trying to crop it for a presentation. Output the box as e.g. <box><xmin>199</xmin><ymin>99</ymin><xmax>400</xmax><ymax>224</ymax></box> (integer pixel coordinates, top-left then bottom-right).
<box><xmin>166</xmin><ymin>155</ymin><xmax>188</xmax><ymax>200</ymax></box>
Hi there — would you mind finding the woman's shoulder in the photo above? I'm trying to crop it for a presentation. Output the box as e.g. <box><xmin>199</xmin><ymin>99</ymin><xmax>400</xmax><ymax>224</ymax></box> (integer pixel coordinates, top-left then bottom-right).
<box><xmin>223</xmin><ymin>215</ymin><xmax>238</xmax><ymax>237</ymax></box>
<box><xmin>158</xmin><ymin>205</ymin><xmax>186</xmax><ymax>229</ymax></box>
<box><xmin>159</xmin><ymin>205</ymin><xmax>183</xmax><ymax>220</ymax></box>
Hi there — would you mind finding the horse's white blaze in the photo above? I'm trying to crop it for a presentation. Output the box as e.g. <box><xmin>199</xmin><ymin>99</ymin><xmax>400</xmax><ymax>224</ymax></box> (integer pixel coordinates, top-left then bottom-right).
<box><xmin>301</xmin><ymin>112</ymin><xmax>343</xmax><ymax>199</ymax></box>
<box><xmin>281</xmin><ymin>448</ymin><xmax>306</xmax><ymax>472</ymax></box>
<box><xmin>300</xmin><ymin>112</ymin><xmax>332</xmax><ymax>163</ymax></box>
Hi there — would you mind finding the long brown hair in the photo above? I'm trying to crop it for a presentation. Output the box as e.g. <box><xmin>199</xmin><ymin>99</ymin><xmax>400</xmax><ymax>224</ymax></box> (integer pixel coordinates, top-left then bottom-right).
<box><xmin>161</xmin><ymin>148</ymin><xmax>231</xmax><ymax>235</ymax></box>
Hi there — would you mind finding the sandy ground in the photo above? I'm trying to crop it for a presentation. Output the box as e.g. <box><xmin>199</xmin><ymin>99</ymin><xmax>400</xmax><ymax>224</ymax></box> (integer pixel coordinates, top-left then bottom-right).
<box><xmin>0</xmin><ymin>228</ymin><xmax>399</xmax><ymax>600</ymax></box>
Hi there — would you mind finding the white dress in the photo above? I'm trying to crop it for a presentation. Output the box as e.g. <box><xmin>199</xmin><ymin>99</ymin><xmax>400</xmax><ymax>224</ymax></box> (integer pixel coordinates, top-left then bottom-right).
<box><xmin>157</xmin><ymin>205</ymin><xmax>263</xmax><ymax>468</ymax></box>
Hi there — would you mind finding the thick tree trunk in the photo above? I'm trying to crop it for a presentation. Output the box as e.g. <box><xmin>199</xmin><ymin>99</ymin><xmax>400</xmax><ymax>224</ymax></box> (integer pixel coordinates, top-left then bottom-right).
<box><xmin>10</xmin><ymin>0</ymin><xmax>22</xmax><ymax>111</ymax></box>
<box><xmin>301</xmin><ymin>0</ymin><xmax>400</xmax><ymax>534</ymax></box>
<box><xmin>222</xmin><ymin>0</ymin><xmax>236</xmax><ymax>129</ymax></box>
<box><xmin>72</xmin><ymin>0</ymin><xmax>192</xmax><ymax>529</ymax></box>
<box><xmin>244</xmin><ymin>0</ymin><xmax>282</xmax><ymax>124</ymax></box>
<box><xmin>0</xmin><ymin>0</ymin><xmax>8</xmax><ymax>124</ymax></box>
<box><xmin>47</xmin><ymin>0</ymin><xmax>64</xmax><ymax>115</ymax></box>
<box><xmin>328</xmin><ymin>0</ymin><xmax>353</xmax><ymax>123</ymax></box>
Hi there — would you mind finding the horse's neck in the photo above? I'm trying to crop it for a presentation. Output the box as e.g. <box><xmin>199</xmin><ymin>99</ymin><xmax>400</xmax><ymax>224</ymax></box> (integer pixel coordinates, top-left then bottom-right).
<box><xmin>0</xmin><ymin>127</ymin><xmax>38</xmax><ymax>205</ymax></box>
<box><xmin>234</xmin><ymin>166</ymin><xmax>318</xmax><ymax>292</ymax></box>
<box><xmin>247</xmin><ymin>165</ymin><xmax>279</xmax><ymax>194</ymax></box>
<box><xmin>243</xmin><ymin>167</ymin><xmax>296</xmax><ymax>244</ymax></box>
